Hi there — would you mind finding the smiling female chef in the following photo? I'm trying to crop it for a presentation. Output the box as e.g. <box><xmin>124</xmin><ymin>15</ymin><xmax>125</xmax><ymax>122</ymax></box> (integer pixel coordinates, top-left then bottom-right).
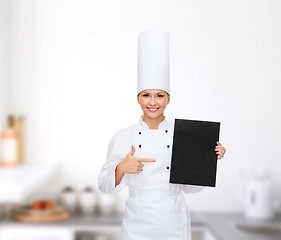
<box><xmin>97</xmin><ymin>30</ymin><xmax>226</xmax><ymax>240</ymax></box>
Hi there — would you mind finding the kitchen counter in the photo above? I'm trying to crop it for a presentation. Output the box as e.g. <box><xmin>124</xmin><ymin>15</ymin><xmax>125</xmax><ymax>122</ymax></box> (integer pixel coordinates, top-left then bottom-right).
<box><xmin>0</xmin><ymin>211</ymin><xmax>203</xmax><ymax>227</ymax></box>
<box><xmin>195</xmin><ymin>212</ymin><xmax>281</xmax><ymax>240</ymax></box>
<box><xmin>1</xmin><ymin>211</ymin><xmax>281</xmax><ymax>240</ymax></box>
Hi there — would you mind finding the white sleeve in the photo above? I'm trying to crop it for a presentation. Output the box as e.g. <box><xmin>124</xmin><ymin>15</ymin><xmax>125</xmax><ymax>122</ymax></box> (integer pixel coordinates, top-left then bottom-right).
<box><xmin>97</xmin><ymin>137</ymin><xmax>127</xmax><ymax>194</ymax></box>
<box><xmin>180</xmin><ymin>184</ymin><xmax>206</xmax><ymax>194</ymax></box>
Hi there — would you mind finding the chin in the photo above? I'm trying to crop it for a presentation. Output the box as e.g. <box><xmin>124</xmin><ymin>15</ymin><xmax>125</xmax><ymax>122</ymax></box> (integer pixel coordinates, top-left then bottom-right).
<box><xmin>144</xmin><ymin>111</ymin><xmax>163</xmax><ymax>119</ymax></box>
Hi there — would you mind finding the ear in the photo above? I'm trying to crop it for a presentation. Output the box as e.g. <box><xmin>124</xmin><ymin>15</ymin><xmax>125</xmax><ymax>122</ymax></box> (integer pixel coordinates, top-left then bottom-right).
<box><xmin>137</xmin><ymin>94</ymin><xmax>140</xmax><ymax>104</ymax></box>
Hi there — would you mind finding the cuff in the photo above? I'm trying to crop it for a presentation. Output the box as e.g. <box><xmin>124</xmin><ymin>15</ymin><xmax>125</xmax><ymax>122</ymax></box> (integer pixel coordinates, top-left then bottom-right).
<box><xmin>113</xmin><ymin>165</ymin><xmax>126</xmax><ymax>191</ymax></box>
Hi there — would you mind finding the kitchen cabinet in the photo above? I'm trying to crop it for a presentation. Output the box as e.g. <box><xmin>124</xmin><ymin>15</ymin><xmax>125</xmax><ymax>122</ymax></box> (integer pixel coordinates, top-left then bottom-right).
<box><xmin>75</xmin><ymin>227</ymin><xmax>217</xmax><ymax>240</ymax></box>
<box><xmin>0</xmin><ymin>213</ymin><xmax>218</xmax><ymax>240</ymax></box>
<box><xmin>3</xmin><ymin>212</ymin><xmax>280</xmax><ymax>240</ymax></box>
<box><xmin>0</xmin><ymin>226</ymin><xmax>215</xmax><ymax>240</ymax></box>
<box><xmin>0</xmin><ymin>227</ymin><xmax>73</xmax><ymax>240</ymax></box>
<box><xmin>5</xmin><ymin>212</ymin><xmax>280</xmax><ymax>240</ymax></box>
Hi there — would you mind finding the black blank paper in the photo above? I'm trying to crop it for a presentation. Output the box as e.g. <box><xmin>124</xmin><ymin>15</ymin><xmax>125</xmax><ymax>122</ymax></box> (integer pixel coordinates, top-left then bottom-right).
<box><xmin>169</xmin><ymin>119</ymin><xmax>220</xmax><ymax>187</ymax></box>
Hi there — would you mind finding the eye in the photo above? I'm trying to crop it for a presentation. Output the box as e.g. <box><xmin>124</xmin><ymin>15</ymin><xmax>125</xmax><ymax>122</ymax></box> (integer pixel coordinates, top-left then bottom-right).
<box><xmin>157</xmin><ymin>94</ymin><xmax>164</xmax><ymax>98</ymax></box>
<box><xmin>143</xmin><ymin>94</ymin><xmax>149</xmax><ymax>97</ymax></box>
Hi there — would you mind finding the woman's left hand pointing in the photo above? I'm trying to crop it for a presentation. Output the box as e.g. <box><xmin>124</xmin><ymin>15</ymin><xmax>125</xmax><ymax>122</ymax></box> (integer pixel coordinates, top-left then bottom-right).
<box><xmin>215</xmin><ymin>141</ymin><xmax>226</xmax><ymax>160</ymax></box>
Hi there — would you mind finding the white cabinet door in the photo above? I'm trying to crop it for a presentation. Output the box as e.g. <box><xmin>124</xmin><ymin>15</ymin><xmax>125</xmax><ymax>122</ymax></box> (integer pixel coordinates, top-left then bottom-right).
<box><xmin>0</xmin><ymin>227</ymin><xmax>73</xmax><ymax>240</ymax></box>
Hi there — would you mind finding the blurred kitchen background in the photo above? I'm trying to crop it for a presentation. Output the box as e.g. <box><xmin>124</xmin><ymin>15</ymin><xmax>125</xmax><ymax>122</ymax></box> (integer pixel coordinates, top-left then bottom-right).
<box><xmin>0</xmin><ymin>0</ymin><xmax>281</xmax><ymax>240</ymax></box>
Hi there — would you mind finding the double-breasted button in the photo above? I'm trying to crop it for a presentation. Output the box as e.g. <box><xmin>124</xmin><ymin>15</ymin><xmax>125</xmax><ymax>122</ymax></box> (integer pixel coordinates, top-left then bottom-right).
<box><xmin>167</xmin><ymin>145</ymin><xmax>170</xmax><ymax>148</ymax></box>
<box><xmin>165</xmin><ymin>130</ymin><xmax>168</xmax><ymax>133</ymax></box>
<box><xmin>166</xmin><ymin>166</ymin><xmax>169</xmax><ymax>170</ymax></box>
<box><xmin>139</xmin><ymin>132</ymin><xmax>141</xmax><ymax>135</ymax></box>
<box><xmin>139</xmin><ymin>145</ymin><xmax>141</xmax><ymax>148</ymax></box>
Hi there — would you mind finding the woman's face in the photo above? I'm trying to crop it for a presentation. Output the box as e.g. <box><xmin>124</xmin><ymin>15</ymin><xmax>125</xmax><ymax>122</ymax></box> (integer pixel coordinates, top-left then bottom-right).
<box><xmin>137</xmin><ymin>89</ymin><xmax>170</xmax><ymax>119</ymax></box>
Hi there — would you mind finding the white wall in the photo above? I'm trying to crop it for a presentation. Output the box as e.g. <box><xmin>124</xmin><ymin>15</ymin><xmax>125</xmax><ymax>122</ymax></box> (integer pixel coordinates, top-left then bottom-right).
<box><xmin>1</xmin><ymin>0</ymin><xmax>281</xmax><ymax>212</ymax></box>
<box><xmin>0</xmin><ymin>0</ymin><xmax>5</xmax><ymax>134</ymax></box>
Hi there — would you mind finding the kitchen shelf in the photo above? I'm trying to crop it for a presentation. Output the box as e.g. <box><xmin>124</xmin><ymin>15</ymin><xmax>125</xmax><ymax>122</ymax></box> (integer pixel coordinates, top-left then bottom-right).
<box><xmin>0</xmin><ymin>164</ymin><xmax>57</xmax><ymax>203</ymax></box>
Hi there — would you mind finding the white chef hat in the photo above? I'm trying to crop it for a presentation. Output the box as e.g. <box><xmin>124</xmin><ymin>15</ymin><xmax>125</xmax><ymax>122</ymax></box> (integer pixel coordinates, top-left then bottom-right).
<box><xmin>137</xmin><ymin>30</ymin><xmax>170</xmax><ymax>95</ymax></box>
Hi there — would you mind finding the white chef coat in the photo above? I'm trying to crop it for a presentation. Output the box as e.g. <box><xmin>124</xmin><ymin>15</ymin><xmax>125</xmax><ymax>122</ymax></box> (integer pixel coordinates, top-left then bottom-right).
<box><xmin>98</xmin><ymin>115</ymin><xmax>205</xmax><ymax>240</ymax></box>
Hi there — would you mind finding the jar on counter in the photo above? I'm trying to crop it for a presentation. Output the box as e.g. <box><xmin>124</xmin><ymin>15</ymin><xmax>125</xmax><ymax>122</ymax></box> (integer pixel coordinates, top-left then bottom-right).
<box><xmin>0</xmin><ymin>129</ymin><xmax>18</xmax><ymax>167</ymax></box>
<box><xmin>79</xmin><ymin>186</ymin><xmax>97</xmax><ymax>215</ymax></box>
<box><xmin>60</xmin><ymin>186</ymin><xmax>77</xmax><ymax>214</ymax></box>
<box><xmin>98</xmin><ymin>192</ymin><xmax>116</xmax><ymax>215</ymax></box>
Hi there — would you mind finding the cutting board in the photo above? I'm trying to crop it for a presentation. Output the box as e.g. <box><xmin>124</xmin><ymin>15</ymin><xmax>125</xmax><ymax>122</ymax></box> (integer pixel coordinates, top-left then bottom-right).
<box><xmin>13</xmin><ymin>208</ymin><xmax>70</xmax><ymax>223</ymax></box>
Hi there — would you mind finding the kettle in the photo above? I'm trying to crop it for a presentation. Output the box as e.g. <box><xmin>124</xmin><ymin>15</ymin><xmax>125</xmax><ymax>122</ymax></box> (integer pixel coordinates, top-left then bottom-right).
<box><xmin>239</xmin><ymin>166</ymin><xmax>279</xmax><ymax>219</ymax></box>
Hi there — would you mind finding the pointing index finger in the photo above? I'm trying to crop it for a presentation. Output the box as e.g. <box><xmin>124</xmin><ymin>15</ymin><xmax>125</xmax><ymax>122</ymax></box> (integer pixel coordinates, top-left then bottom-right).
<box><xmin>136</xmin><ymin>158</ymin><xmax>156</xmax><ymax>162</ymax></box>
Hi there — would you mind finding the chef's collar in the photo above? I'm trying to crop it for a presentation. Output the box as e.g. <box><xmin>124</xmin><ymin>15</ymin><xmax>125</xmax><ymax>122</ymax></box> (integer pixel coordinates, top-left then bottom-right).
<box><xmin>139</xmin><ymin>115</ymin><xmax>167</xmax><ymax>130</ymax></box>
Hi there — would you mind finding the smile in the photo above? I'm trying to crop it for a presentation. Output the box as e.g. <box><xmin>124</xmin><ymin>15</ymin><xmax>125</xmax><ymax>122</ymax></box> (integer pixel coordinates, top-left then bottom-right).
<box><xmin>147</xmin><ymin>107</ymin><xmax>159</xmax><ymax>112</ymax></box>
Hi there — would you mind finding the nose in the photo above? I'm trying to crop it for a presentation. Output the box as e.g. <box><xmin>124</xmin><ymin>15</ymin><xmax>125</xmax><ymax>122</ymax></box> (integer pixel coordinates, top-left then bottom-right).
<box><xmin>150</xmin><ymin>96</ymin><xmax>156</xmax><ymax>106</ymax></box>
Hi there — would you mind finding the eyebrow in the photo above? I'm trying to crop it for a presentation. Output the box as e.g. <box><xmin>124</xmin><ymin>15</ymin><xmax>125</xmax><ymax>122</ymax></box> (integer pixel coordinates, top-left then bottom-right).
<box><xmin>142</xmin><ymin>91</ymin><xmax>165</xmax><ymax>94</ymax></box>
